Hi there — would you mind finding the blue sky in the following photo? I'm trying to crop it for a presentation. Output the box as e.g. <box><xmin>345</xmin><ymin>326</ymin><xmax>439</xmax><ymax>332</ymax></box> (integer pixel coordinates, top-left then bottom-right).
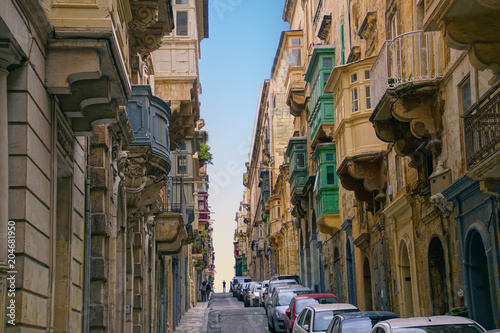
<box><xmin>199</xmin><ymin>0</ymin><xmax>289</xmax><ymax>291</ymax></box>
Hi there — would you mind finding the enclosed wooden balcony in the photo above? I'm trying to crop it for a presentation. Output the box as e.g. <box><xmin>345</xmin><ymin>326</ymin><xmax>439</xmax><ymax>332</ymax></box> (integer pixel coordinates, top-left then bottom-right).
<box><xmin>370</xmin><ymin>31</ymin><xmax>448</xmax><ymax>164</ymax></box>
<box><xmin>463</xmin><ymin>80</ymin><xmax>500</xmax><ymax>191</ymax></box>
<box><xmin>285</xmin><ymin>137</ymin><xmax>308</xmax><ymax>206</ymax></box>
<box><xmin>423</xmin><ymin>0</ymin><xmax>500</xmax><ymax>73</ymax></box>
<box><xmin>127</xmin><ymin>85</ymin><xmax>172</xmax><ymax>178</ymax></box>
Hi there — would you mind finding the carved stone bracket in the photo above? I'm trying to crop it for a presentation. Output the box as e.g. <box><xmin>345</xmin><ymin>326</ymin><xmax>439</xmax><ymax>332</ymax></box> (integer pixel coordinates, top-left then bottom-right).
<box><xmin>318</xmin><ymin>15</ymin><xmax>332</xmax><ymax>41</ymax></box>
<box><xmin>129</xmin><ymin>3</ymin><xmax>160</xmax><ymax>32</ymax></box>
<box><xmin>338</xmin><ymin>153</ymin><xmax>387</xmax><ymax>212</ymax></box>
<box><xmin>353</xmin><ymin>232</ymin><xmax>370</xmax><ymax>251</ymax></box>
<box><xmin>430</xmin><ymin>193</ymin><xmax>454</xmax><ymax>217</ymax></box>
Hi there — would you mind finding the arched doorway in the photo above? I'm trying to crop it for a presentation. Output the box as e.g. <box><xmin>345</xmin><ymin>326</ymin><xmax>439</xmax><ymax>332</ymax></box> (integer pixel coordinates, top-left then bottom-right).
<box><xmin>400</xmin><ymin>240</ymin><xmax>414</xmax><ymax>317</ymax></box>
<box><xmin>333</xmin><ymin>248</ymin><xmax>342</xmax><ymax>301</ymax></box>
<box><xmin>363</xmin><ymin>258</ymin><xmax>373</xmax><ymax>310</ymax></box>
<box><xmin>466</xmin><ymin>229</ymin><xmax>494</xmax><ymax>330</ymax></box>
<box><xmin>346</xmin><ymin>239</ymin><xmax>357</xmax><ymax>305</ymax></box>
<box><xmin>428</xmin><ymin>237</ymin><xmax>448</xmax><ymax>314</ymax></box>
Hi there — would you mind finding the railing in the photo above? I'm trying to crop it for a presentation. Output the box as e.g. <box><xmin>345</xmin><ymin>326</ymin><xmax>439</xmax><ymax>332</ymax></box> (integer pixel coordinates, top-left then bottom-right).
<box><xmin>371</xmin><ymin>31</ymin><xmax>447</xmax><ymax>110</ymax></box>
<box><xmin>159</xmin><ymin>177</ymin><xmax>186</xmax><ymax>215</ymax></box>
<box><xmin>463</xmin><ymin>82</ymin><xmax>500</xmax><ymax>169</ymax></box>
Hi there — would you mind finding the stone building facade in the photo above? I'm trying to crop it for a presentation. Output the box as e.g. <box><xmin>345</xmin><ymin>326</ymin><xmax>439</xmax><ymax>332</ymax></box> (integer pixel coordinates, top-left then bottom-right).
<box><xmin>0</xmin><ymin>0</ymin><xmax>211</xmax><ymax>331</ymax></box>
<box><xmin>234</xmin><ymin>0</ymin><xmax>499</xmax><ymax>329</ymax></box>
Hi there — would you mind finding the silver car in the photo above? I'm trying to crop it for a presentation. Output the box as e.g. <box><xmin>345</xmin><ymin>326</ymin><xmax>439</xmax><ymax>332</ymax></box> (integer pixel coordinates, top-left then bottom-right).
<box><xmin>371</xmin><ymin>316</ymin><xmax>486</xmax><ymax>333</ymax></box>
<box><xmin>265</xmin><ymin>279</ymin><xmax>299</xmax><ymax>314</ymax></box>
<box><xmin>259</xmin><ymin>280</ymin><xmax>270</xmax><ymax>306</ymax></box>
<box><xmin>292</xmin><ymin>303</ymin><xmax>360</xmax><ymax>333</ymax></box>
<box><xmin>268</xmin><ymin>286</ymin><xmax>312</xmax><ymax>333</ymax></box>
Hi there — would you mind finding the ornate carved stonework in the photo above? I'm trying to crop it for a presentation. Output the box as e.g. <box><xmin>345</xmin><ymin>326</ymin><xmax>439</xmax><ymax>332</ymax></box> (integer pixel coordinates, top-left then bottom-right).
<box><xmin>129</xmin><ymin>5</ymin><xmax>159</xmax><ymax>32</ymax></box>
<box><xmin>358</xmin><ymin>12</ymin><xmax>377</xmax><ymax>56</ymax></box>
<box><xmin>430</xmin><ymin>193</ymin><xmax>454</xmax><ymax>218</ymax></box>
<box><xmin>57</xmin><ymin>118</ymin><xmax>74</xmax><ymax>158</ymax></box>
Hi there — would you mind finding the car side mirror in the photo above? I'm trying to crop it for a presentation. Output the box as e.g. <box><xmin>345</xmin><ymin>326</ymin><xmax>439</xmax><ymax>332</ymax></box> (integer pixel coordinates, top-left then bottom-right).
<box><xmin>303</xmin><ymin>324</ymin><xmax>309</xmax><ymax>331</ymax></box>
<box><xmin>285</xmin><ymin>309</ymin><xmax>291</xmax><ymax>317</ymax></box>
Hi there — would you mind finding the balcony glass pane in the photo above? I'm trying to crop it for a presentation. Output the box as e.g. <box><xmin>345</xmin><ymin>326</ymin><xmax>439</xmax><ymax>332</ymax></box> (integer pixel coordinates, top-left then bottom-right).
<box><xmin>176</xmin><ymin>11</ymin><xmax>188</xmax><ymax>36</ymax></box>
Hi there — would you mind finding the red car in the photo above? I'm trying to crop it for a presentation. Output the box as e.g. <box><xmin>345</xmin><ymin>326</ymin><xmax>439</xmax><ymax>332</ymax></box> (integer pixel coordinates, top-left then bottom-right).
<box><xmin>284</xmin><ymin>293</ymin><xmax>339</xmax><ymax>333</ymax></box>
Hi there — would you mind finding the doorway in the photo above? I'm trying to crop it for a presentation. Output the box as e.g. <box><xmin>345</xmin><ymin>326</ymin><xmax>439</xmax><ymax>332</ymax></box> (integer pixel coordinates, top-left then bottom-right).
<box><xmin>363</xmin><ymin>258</ymin><xmax>373</xmax><ymax>310</ymax></box>
<box><xmin>428</xmin><ymin>237</ymin><xmax>448</xmax><ymax>314</ymax></box>
<box><xmin>400</xmin><ymin>241</ymin><xmax>414</xmax><ymax>317</ymax></box>
<box><xmin>466</xmin><ymin>229</ymin><xmax>494</xmax><ymax>330</ymax></box>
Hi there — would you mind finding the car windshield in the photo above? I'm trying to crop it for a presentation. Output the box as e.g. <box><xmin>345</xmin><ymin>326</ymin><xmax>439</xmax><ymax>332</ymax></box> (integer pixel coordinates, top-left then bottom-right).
<box><xmin>341</xmin><ymin>318</ymin><xmax>373</xmax><ymax>333</ymax></box>
<box><xmin>393</xmin><ymin>325</ymin><xmax>485</xmax><ymax>333</ymax></box>
<box><xmin>313</xmin><ymin>311</ymin><xmax>335</xmax><ymax>332</ymax></box>
<box><xmin>277</xmin><ymin>291</ymin><xmax>311</xmax><ymax>306</ymax></box>
<box><xmin>295</xmin><ymin>297</ymin><xmax>339</xmax><ymax>314</ymax></box>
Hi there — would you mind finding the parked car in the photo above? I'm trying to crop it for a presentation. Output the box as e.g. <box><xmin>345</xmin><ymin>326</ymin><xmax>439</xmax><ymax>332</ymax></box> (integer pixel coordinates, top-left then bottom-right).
<box><xmin>371</xmin><ymin>316</ymin><xmax>486</xmax><ymax>333</ymax></box>
<box><xmin>264</xmin><ymin>279</ymin><xmax>299</xmax><ymax>314</ymax></box>
<box><xmin>285</xmin><ymin>293</ymin><xmax>340</xmax><ymax>333</ymax></box>
<box><xmin>268</xmin><ymin>286</ymin><xmax>312</xmax><ymax>333</ymax></box>
<box><xmin>237</xmin><ymin>282</ymin><xmax>250</xmax><ymax>301</ymax></box>
<box><xmin>270</xmin><ymin>274</ymin><xmax>302</xmax><ymax>285</ymax></box>
<box><xmin>244</xmin><ymin>281</ymin><xmax>261</xmax><ymax>307</ymax></box>
<box><xmin>231</xmin><ymin>276</ymin><xmax>251</xmax><ymax>297</ymax></box>
<box><xmin>326</xmin><ymin>311</ymin><xmax>399</xmax><ymax>333</ymax></box>
<box><xmin>259</xmin><ymin>280</ymin><xmax>270</xmax><ymax>306</ymax></box>
<box><xmin>249</xmin><ymin>283</ymin><xmax>262</xmax><ymax>307</ymax></box>
<box><xmin>292</xmin><ymin>303</ymin><xmax>360</xmax><ymax>333</ymax></box>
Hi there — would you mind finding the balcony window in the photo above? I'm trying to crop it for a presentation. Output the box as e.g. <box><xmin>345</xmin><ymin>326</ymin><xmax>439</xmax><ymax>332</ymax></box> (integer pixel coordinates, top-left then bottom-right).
<box><xmin>177</xmin><ymin>155</ymin><xmax>187</xmax><ymax>174</ymax></box>
<box><xmin>460</xmin><ymin>76</ymin><xmax>472</xmax><ymax>113</ymax></box>
<box><xmin>351</xmin><ymin>88</ymin><xmax>359</xmax><ymax>112</ymax></box>
<box><xmin>176</xmin><ymin>11</ymin><xmax>188</xmax><ymax>36</ymax></box>
<box><xmin>366</xmin><ymin>86</ymin><xmax>371</xmax><ymax>109</ymax></box>
<box><xmin>297</xmin><ymin>153</ymin><xmax>306</xmax><ymax>169</ymax></box>
<box><xmin>176</xmin><ymin>0</ymin><xmax>188</xmax><ymax>3</ymax></box>
<box><xmin>323</xmin><ymin>57</ymin><xmax>333</xmax><ymax>68</ymax></box>
<box><xmin>364</xmin><ymin>70</ymin><xmax>370</xmax><ymax>79</ymax></box>
<box><xmin>292</xmin><ymin>49</ymin><xmax>301</xmax><ymax>67</ymax></box>
<box><xmin>292</xmin><ymin>38</ymin><xmax>301</xmax><ymax>46</ymax></box>
<box><xmin>351</xmin><ymin>73</ymin><xmax>358</xmax><ymax>83</ymax></box>
<box><xmin>327</xmin><ymin>166</ymin><xmax>335</xmax><ymax>185</ymax></box>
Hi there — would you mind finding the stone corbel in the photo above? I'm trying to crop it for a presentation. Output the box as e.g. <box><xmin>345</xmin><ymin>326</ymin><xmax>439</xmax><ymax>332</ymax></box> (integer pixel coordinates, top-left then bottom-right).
<box><xmin>129</xmin><ymin>2</ymin><xmax>160</xmax><ymax>32</ymax></box>
<box><xmin>357</xmin><ymin>12</ymin><xmax>377</xmax><ymax>40</ymax></box>
<box><xmin>288</xmin><ymin>90</ymin><xmax>307</xmax><ymax>117</ymax></box>
<box><xmin>353</xmin><ymin>232</ymin><xmax>370</xmax><ymax>250</ymax></box>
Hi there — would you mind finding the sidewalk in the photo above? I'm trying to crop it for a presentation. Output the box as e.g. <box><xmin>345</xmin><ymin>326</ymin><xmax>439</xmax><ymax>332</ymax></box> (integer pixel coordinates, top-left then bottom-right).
<box><xmin>173</xmin><ymin>301</ymin><xmax>210</xmax><ymax>333</ymax></box>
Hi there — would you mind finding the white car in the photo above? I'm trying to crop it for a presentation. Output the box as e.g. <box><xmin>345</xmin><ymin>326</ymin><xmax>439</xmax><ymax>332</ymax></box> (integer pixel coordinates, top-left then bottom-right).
<box><xmin>371</xmin><ymin>316</ymin><xmax>486</xmax><ymax>333</ymax></box>
<box><xmin>292</xmin><ymin>303</ymin><xmax>360</xmax><ymax>333</ymax></box>
<box><xmin>249</xmin><ymin>283</ymin><xmax>261</xmax><ymax>307</ymax></box>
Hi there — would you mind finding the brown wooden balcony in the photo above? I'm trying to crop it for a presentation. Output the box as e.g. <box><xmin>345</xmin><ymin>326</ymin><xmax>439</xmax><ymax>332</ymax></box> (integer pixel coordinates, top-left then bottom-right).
<box><xmin>463</xmin><ymin>80</ymin><xmax>500</xmax><ymax>185</ymax></box>
<box><xmin>423</xmin><ymin>0</ymin><xmax>500</xmax><ymax>73</ymax></box>
<box><xmin>286</xmin><ymin>66</ymin><xmax>307</xmax><ymax>117</ymax></box>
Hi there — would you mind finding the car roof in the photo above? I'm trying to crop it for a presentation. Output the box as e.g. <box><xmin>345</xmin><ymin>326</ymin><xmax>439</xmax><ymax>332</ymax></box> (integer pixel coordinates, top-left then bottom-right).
<box><xmin>380</xmin><ymin>316</ymin><xmax>482</xmax><ymax>328</ymax></box>
<box><xmin>270</xmin><ymin>274</ymin><xmax>300</xmax><ymax>280</ymax></box>
<box><xmin>338</xmin><ymin>311</ymin><xmax>399</xmax><ymax>320</ymax></box>
<box><xmin>308</xmin><ymin>303</ymin><xmax>359</xmax><ymax>312</ymax></box>
<box><xmin>275</xmin><ymin>286</ymin><xmax>310</xmax><ymax>293</ymax></box>
<box><xmin>270</xmin><ymin>279</ymin><xmax>297</xmax><ymax>285</ymax></box>
<box><xmin>293</xmin><ymin>293</ymin><xmax>338</xmax><ymax>301</ymax></box>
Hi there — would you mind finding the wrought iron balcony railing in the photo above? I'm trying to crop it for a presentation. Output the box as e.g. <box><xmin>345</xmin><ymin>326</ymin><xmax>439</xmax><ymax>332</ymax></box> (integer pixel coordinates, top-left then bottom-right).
<box><xmin>463</xmin><ymin>81</ymin><xmax>500</xmax><ymax>170</ymax></box>
<box><xmin>371</xmin><ymin>30</ymin><xmax>447</xmax><ymax>111</ymax></box>
<box><xmin>158</xmin><ymin>176</ymin><xmax>186</xmax><ymax>215</ymax></box>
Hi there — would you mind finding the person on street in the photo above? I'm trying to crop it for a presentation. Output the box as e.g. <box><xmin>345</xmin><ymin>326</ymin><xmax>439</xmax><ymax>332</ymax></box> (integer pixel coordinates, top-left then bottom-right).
<box><xmin>206</xmin><ymin>282</ymin><xmax>212</xmax><ymax>300</ymax></box>
<box><xmin>201</xmin><ymin>281</ymin><xmax>207</xmax><ymax>301</ymax></box>
<box><xmin>223</xmin><ymin>280</ymin><xmax>226</xmax><ymax>293</ymax></box>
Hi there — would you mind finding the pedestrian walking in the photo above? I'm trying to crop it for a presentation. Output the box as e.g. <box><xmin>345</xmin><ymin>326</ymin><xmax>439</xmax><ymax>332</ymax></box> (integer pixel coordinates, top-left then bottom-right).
<box><xmin>201</xmin><ymin>281</ymin><xmax>207</xmax><ymax>301</ymax></box>
<box><xmin>206</xmin><ymin>282</ymin><xmax>212</xmax><ymax>300</ymax></box>
<box><xmin>222</xmin><ymin>280</ymin><xmax>226</xmax><ymax>293</ymax></box>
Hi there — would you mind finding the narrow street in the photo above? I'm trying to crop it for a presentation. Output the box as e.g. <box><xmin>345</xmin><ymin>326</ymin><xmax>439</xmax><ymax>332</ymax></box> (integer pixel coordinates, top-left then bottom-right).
<box><xmin>207</xmin><ymin>293</ymin><xmax>268</xmax><ymax>333</ymax></box>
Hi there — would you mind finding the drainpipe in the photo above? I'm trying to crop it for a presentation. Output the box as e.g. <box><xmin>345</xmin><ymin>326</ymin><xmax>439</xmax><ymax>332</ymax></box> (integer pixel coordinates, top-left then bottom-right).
<box><xmin>317</xmin><ymin>241</ymin><xmax>325</xmax><ymax>293</ymax></box>
<box><xmin>84</xmin><ymin>138</ymin><xmax>92</xmax><ymax>333</ymax></box>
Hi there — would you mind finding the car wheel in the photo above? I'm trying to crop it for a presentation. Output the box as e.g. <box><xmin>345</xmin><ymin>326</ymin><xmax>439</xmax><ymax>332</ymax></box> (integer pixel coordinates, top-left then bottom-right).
<box><xmin>268</xmin><ymin>322</ymin><xmax>275</xmax><ymax>333</ymax></box>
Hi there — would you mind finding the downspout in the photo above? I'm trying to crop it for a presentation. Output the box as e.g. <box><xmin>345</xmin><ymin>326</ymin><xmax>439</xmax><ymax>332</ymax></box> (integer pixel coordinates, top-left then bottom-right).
<box><xmin>317</xmin><ymin>241</ymin><xmax>325</xmax><ymax>293</ymax></box>
<box><xmin>84</xmin><ymin>138</ymin><xmax>92</xmax><ymax>333</ymax></box>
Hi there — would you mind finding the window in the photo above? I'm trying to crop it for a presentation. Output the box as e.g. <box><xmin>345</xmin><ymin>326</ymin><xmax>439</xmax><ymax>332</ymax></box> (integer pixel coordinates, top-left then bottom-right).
<box><xmin>323</xmin><ymin>72</ymin><xmax>330</xmax><ymax>89</ymax></box>
<box><xmin>366</xmin><ymin>86</ymin><xmax>371</xmax><ymax>109</ymax></box>
<box><xmin>351</xmin><ymin>88</ymin><xmax>359</xmax><ymax>112</ymax></box>
<box><xmin>291</xmin><ymin>38</ymin><xmax>301</xmax><ymax>46</ymax></box>
<box><xmin>364</xmin><ymin>70</ymin><xmax>370</xmax><ymax>79</ymax></box>
<box><xmin>177</xmin><ymin>155</ymin><xmax>187</xmax><ymax>174</ymax></box>
<box><xmin>389</xmin><ymin>13</ymin><xmax>398</xmax><ymax>40</ymax></box>
<box><xmin>460</xmin><ymin>77</ymin><xmax>472</xmax><ymax>113</ymax></box>
<box><xmin>277</xmin><ymin>207</ymin><xmax>281</xmax><ymax>218</ymax></box>
<box><xmin>323</xmin><ymin>57</ymin><xmax>333</xmax><ymax>68</ymax></box>
<box><xmin>175</xmin><ymin>0</ymin><xmax>188</xmax><ymax>3</ymax></box>
<box><xmin>326</xmin><ymin>154</ymin><xmax>334</xmax><ymax>161</ymax></box>
<box><xmin>176</xmin><ymin>11</ymin><xmax>188</xmax><ymax>36</ymax></box>
<box><xmin>292</xmin><ymin>49</ymin><xmax>301</xmax><ymax>66</ymax></box>
<box><xmin>326</xmin><ymin>166</ymin><xmax>335</xmax><ymax>185</ymax></box>
<box><xmin>297</xmin><ymin>153</ymin><xmax>306</xmax><ymax>169</ymax></box>
<box><xmin>351</xmin><ymin>73</ymin><xmax>358</xmax><ymax>83</ymax></box>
